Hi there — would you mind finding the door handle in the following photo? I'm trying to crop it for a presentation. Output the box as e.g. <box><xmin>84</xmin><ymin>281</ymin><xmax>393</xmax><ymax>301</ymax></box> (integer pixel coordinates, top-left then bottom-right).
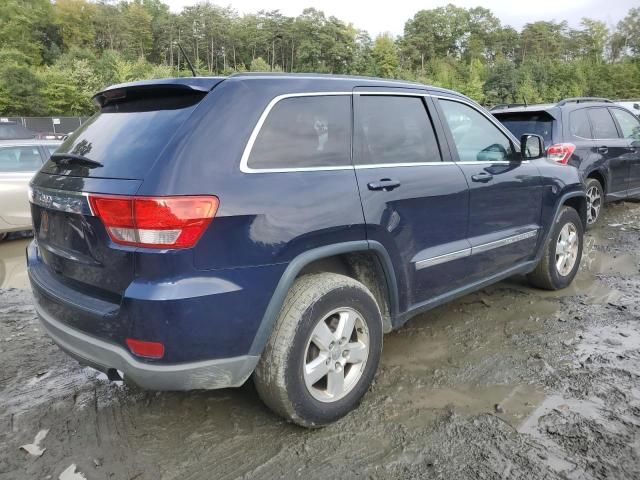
<box><xmin>471</xmin><ymin>172</ymin><xmax>493</xmax><ymax>183</ymax></box>
<box><xmin>367</xmin><ymin>178</ymin><xmax>401</xmax><ymax>191</ymax></box>
<box><xmin>598</xmin><ymin>146</ymin><xmax>609</xmax><ymax>154</ymax></box>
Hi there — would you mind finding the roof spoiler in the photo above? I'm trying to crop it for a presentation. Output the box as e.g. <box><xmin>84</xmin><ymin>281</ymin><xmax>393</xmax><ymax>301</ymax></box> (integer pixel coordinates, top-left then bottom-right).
<box><xmin>489</xmin><ymin>103</ymin><xmax>528</xmax><ymax>111</ymax></box>
<box><xmin>92</xmin><ymin>77</ymin><xmax>225</xmax><ymax>108</ymax></box>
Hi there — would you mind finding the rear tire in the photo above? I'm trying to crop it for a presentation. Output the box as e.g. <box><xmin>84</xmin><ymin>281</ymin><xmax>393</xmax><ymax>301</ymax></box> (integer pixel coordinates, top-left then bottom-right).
<box><xmin>585</xmin><ymin>178</ymin><xmax>604</xmax><ymax>229</ymax></box>
<box><xmin>253</xmin><ymin>273</ymin><xmax>383</xmax><ymax>428</ymax></box>
<box><xmin>527</xmin><ymin>206</ymin><xmax>583</xmax><ymax>290</ymax></box>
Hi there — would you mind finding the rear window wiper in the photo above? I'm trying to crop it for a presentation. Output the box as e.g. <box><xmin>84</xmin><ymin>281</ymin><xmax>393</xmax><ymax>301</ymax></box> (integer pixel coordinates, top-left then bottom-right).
<box><xmin>50</xmin><ymin>153</ymin><xmax>103</xmax><ymax>168</ymax></box>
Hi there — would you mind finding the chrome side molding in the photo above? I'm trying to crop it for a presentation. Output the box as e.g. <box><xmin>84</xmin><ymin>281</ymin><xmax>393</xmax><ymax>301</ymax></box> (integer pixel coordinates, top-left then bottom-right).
<box><xmin>415</xmin><ymin>229</ymin><xmax>539</xmax><ymax>271</ymax></box>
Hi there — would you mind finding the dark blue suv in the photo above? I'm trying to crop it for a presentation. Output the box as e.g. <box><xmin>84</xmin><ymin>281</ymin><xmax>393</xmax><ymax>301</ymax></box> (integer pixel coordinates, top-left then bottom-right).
<box><xmin>28</xmin><ymin>74</ymin><xmax>586</xmax><ymax>427</ymax></box>
<box><xmin>492</xmin><ymin>98</ymin><xmax>640</xmax><ymax>227</ymax></box>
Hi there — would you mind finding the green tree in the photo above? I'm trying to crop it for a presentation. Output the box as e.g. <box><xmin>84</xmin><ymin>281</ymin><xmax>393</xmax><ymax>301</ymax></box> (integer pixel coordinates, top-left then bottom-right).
<box><xmin>0</xmin><ymin>0</ymin><xmax>53</xmax><ymax>64</ymax></box>
<box><xmin>0</xmin><ymin>58</ymin><xmax>45</xmax><ymax>115</ymax></box>
<box><xmin>250</xmin><ymin>57</ymin><xmax>269</xmax><ymax>71</ymax></box>
<box><xmin>371</xmin><ymin>34</ymin><xmax>398</xmax><ymax>78</ymax></box>
<box><xmin>53</xmin><ymin>0</ymin><xmax>96</xmax><ymax>51</ymax></box>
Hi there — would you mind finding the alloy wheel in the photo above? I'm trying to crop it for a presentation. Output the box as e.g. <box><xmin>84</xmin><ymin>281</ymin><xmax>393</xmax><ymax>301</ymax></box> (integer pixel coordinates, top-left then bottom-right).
<box><xmin>303</xmin><ymin>307</ymin><xmax>370</xmax><ymax>403</ymax></box>
<box><xmin>586</xmin><ymin>185</ymin><xmax>602</xmax><ymax>225</ymax></box>
<box><xmin>556</xmin><ymin>222</ymin><xmax>579</xmax><ymax>276</ymax></box>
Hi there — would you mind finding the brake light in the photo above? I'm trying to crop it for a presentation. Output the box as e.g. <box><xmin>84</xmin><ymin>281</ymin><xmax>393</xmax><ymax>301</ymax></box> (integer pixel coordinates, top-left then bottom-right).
<box><xmin>88</xmin><ymin>195</ymin><xmax>218</xmax><ymax>248</ymax></box>
<box><xmin>126</xmin><ymin>338</ymin><xmax>165</xmax><ymax>359</ymax></box>
<box><xmin>546</xmin><ymin>143</ymin><xmax>576</xmax><ymax>165</ymax></box>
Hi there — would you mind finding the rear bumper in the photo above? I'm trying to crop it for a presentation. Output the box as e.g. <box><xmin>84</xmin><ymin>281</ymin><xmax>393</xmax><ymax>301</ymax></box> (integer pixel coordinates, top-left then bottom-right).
<box><xmin>35</xmin><ymin>297</ymin><xmax>259</xmax><ymax>390</ymax></box>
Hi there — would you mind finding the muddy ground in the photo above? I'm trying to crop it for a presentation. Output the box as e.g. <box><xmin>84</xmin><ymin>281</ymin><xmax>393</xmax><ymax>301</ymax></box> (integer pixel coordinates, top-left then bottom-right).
<box><xmin>1</xmin><ymin>201</ymin><xmax>640</xmax><ymax>480</ymax></box>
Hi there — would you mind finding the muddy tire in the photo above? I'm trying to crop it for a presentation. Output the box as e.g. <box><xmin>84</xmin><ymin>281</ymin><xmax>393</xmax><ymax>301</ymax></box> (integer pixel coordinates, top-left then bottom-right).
<box><xmin>527</xmin><ymin>206</ymin><xmax>583</xmax><ymax>290</ymax></box>
<box><xmin>253</xmin><ymin>273</ymin><xmax>383</xmax><ymax>428</ymax></box>
<box><xmin>585</xmin><ymin>178</ymin><xmax>604</xmax><ymax>229</ymax></box>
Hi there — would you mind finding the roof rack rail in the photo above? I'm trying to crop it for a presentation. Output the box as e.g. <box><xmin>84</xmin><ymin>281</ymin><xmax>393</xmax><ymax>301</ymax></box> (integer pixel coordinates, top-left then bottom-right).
<box><xmin>489</xmin><ymin>103</ymin><xmax>527</xmax><ymax>111</ymax></box>
<box><xmin>556</xmin><ymin>97</ymin><xmax>613</xmax><ymax>107</ymax></box>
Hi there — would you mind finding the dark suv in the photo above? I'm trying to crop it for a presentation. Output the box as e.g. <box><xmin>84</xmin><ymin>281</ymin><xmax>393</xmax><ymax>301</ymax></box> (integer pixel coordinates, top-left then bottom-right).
<box><xmin>28</xmin><ymin>74</ymin><xmax>586</xmax><ymax>427</ymax></box>
<box><xmin>492</xmin><ymin>98</ymin><xmax>640</xmax><ymax>227</ymax></box>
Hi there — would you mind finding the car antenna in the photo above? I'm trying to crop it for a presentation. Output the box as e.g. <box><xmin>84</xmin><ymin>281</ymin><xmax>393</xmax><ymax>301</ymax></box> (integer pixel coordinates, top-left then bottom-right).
<box><xmin>177</xmin><ymin>43</ymin><xmax>197</xmax><ymax>77</ymax></box>
<box><xmin>523</xmin><ymin>96</ymin><xmax>528</xmax><ymax>107</ymax></box>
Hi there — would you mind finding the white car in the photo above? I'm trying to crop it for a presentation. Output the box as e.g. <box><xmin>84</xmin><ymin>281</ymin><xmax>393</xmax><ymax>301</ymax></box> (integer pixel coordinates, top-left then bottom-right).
<box><xmin>0</xmin><ymin>139</ymin><xmax>61</xmax><ymax>241</ymax></box>
<box><xmin>616</xmin><ymin>101</ymin><xmax>640</xmax><ymax>117</ymax></box>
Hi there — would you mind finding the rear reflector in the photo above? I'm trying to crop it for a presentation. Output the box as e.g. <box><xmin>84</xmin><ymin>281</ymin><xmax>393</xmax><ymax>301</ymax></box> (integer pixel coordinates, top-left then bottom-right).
<box><xmin>126</xmin><ymin>338</ymin><xmax>165</xmax><ymax>359</ymax></box>
<box><xmin>88</xmin><ymin>195</ymin><xmax>218</xmax><ymax>248</ymax></box>
<box><xmin>546</xmin><ymin>143</ymin><xmax>576</xmax><ymax>165</ymax></box>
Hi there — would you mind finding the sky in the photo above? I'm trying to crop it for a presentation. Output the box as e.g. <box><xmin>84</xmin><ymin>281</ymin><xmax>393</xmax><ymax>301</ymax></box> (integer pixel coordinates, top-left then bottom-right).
<box><xmin>162</xmin><ymin>0</ymin><xmax>636</xmax><ymax>36</ymax></box>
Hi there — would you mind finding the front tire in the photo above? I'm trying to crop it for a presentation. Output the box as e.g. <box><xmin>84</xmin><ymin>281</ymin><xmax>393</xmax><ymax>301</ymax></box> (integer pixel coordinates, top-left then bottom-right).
<box><xmin>527</xmin><ymin>206</ymin><xmax>583</xmax><ymax>290</ymax></box>
<box><xmin>253</xmin><ymin>273</ymin><xmax>383</xmax><ymax>428</ymax></box>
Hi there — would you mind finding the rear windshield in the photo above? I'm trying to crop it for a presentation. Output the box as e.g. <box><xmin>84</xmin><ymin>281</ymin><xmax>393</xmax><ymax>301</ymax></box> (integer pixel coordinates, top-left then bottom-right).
<box><xmin>0</xmin><ymin>123</ymin><xmax>36</xmax><ymax>140</ymax></box>
<box><xmin>494</xmin><ymin>112</ymin><xmax>554</xmax><ymax>144</ymax></box>
<box><xmin>41</xmin><ymin>93</ymin><xmax>204</xmax><ymax>179</ymax></box>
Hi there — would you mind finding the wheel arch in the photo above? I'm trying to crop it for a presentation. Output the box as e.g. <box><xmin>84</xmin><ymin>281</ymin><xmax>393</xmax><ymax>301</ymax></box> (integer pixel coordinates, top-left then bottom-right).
<box><xmin>533</xmin><ymin>190</ymin><xmax>587</xmax><ymax>268</ymax></box>
<box><xmin>585</xmin><ymin>169</ymin><xmax>607</xmax><ymax>194</ymax></box>
<box><xmin>248</xmin><ymin>241</ymin><xmax>399</xmax><ymax>357</ymax></box>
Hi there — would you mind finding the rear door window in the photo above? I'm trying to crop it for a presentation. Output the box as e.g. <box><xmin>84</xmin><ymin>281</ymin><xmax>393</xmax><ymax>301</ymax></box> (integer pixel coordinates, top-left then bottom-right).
<box><xmin>588</xmin><ymin>108</ymin><xmax>619</xmax><ymax>139</ymax></box>
<box><xmin>247</xmin><ymin>95</ymin><xmax>351</xmax><ymax>170</ymax></box>
<box><xmin>354</xmin><ymin>95</ymin><xmax>441</xmax><ymax>165</ymax></box>
<box><xmin>610</xmin><ymin>108</ymin><xmax>640</xmax><ymax>140</ymax></box>
<box><xmin>494</xmin><ymin>112</ymin><xmax>554</xmax><ymax>144</ymax></box>
<box><xmin>569</xmin><ymin>109</ymin><xmax>593</xmax><ymax>139</ymax></box>
<box><xmin>0</xmin><ymin>146</ymin><xmax>43</xmax><ymax>172</ymax></box>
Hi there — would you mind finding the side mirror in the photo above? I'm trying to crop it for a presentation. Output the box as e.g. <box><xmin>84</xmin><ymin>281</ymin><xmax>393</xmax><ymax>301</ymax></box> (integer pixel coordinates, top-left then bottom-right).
<box><xmin>520</xmin><ymin>134</ymin><xmax>545</xmax><ymax>160</ymax></box>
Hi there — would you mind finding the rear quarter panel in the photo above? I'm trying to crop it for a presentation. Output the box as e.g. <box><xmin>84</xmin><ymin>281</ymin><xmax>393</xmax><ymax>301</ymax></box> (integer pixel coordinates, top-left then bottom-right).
<box><xmin>138</xmin><ymin>78</ymin><xmax>367</xmax><ymax>271</ymax></box>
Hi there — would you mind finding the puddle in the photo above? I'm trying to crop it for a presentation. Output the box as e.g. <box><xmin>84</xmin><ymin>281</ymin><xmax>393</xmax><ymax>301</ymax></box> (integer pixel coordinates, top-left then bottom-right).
<box><xmin>0</xmin><ymin>238</ymin><xmax>31</xmax><ymax>290</ymax></box>
<box><xmin>383</xmin><ymin>293</ymin><xmax>560</xmax><ymax>371</ymax></box>
<box><xmin>391</xmin><ymin>383</ymin><xmax>545</xmax><ymax>423</ymax></box>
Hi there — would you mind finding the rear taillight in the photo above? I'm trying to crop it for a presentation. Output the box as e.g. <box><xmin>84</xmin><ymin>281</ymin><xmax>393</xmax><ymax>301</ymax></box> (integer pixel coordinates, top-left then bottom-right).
<box><xmin>126</xmin><ymin>338</ymin><xmax>165</xmax><ymax>359</ymax></box>
<box><xmin>88</xmin><ymin>195</ymin><xmax>218</xmax><ymax>249</ymax></box>
<box><xmin>546</xmin><ymin>143</ymin><xmax>576</xmax><ymax>165</ymax></box>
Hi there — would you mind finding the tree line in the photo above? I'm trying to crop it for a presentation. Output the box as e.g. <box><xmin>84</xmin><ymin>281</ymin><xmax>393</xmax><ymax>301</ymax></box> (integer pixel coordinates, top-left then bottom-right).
<box><xmin>0</xmin><ymin>0</ymin><xmax>639</xmax><ymax>116</ymax></box>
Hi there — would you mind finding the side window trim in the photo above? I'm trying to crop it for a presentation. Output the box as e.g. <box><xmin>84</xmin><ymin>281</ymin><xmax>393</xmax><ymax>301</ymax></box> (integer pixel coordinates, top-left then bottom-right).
<box><xmin>433</xmin><ymin>96</ymin><xmax>519</xmax><ymax>164</ymax></box>
<box><xmin>240</xmin><ymin>90</ymin><xmax>513</xmax><ymax>173</ymax></box>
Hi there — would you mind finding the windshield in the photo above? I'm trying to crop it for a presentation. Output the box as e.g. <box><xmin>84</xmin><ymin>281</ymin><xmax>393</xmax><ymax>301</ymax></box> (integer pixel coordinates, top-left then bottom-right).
<box><xmin>494</xmin><ymin>112</ymin><xmax>554</xmax><ymax>144</ymax></box>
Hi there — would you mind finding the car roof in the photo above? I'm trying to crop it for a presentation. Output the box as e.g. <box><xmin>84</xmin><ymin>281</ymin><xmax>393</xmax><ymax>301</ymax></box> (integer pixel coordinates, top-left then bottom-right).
<box><xmin>99</xmin><ymin>73</ymin><xmax>468</xmax><ymax>101</ymax></box>
<box><xmin>0</xmin><ymin>139</ymin><xmax>62</xmax><ymax>147</ymax></box>
<box><xmin>492</xmin><ymin>100</ymin><xmax>617</xmax><ymax>116</ymax></box>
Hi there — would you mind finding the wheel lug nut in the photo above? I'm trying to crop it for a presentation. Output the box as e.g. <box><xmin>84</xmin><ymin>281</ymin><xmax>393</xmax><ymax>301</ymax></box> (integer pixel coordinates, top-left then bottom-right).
<box><xmin>326</xmin><ymin>358</ymin><xmax>331</xmax><ymax>366</ymax></box>
<box><xmin>342</xmin><ymin>350</ymin><xmax>349</xmax><ymax>358</ymax></box>
<box><xmin>329</xmin><ymin>341</ymin><xmax>335</xmax><ymax>349</ymax></box>
<box><xmin>335</xmin><ymin>362</ymin><xmax>342</xmax><ymax>371</ymax></box>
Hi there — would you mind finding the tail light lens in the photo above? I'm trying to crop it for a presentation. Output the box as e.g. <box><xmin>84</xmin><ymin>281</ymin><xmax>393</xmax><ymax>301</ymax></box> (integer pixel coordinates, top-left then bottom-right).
<box><xmin>126</xmin><ymin>338</ymin><xmax>165</xmax><ymax>359</ymax></box>
<box><xmin>88</xmin><ymin>195</ymin><xmax>219</xmax><ymax>248</ymax></box>
<box><xmin>546</xmin><ymin>143</ymin><xmax>576</xmax><ymax>165</ymax></box>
